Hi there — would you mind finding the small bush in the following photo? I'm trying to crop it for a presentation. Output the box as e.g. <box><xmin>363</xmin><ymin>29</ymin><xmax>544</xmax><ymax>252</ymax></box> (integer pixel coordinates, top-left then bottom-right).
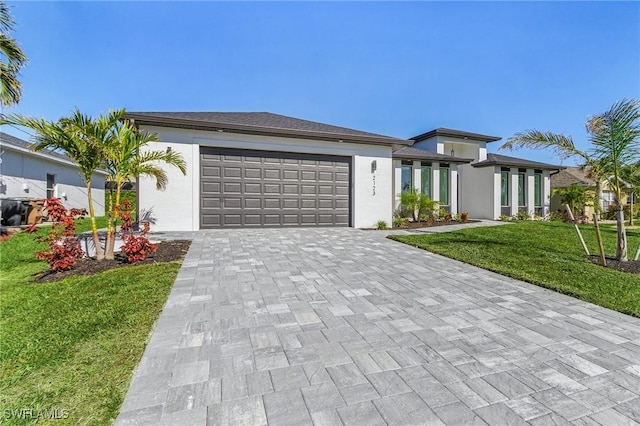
<box><xmin>119</xmin><ymin>200</ymin><xmax>157</xmax><ymax>263</ymax></box>
<box><xmin>513</xmin><ymin>210</ymin><xmax>531</xmax><ymax>221</ymax></box>
<box><xmin>29</xmin><ymin>198</ymin><xmax>86</xmax><ymax>271</ymax></box>
<box><xmin>460</xmin><ymin>212</ymin><xmax>469</xmax><ymax>222</ymax></box>
<box><xmin>376</xmin><ymin>220</ymin><xmax>388</xmax><ymax>230</ymax></box>
<box><xmin>499</xmin><ymin>214</ymin><xmax>511</xmax><ymax>222</ymax></box>
<box><xmin>392</xmin><ymin>216</ymin><xmax>405</xmax><ymax>229</ymax></box>
<box><xmin>400</xmin><ymin>190</ymin><xmax>437</xmax><ymax>221</ymax></box>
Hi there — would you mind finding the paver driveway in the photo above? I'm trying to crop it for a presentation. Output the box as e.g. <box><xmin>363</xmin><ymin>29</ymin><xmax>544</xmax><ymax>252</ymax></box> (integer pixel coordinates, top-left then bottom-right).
<box><xmin>117</xmin><ymin>228</ymin><xmax>640</xmax><ymax>425</ymax></box>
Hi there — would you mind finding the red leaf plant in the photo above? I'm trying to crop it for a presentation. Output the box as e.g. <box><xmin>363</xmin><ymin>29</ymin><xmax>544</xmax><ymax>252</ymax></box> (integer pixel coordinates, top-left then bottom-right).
<box><xmin>33</xmin><ymin>198</ymin><xmax>87</xmax><ymax>272</ymax></box>
<box><xmin>118</xmin><ymin>200</ymin><xmax>157</xmax><ymax>263</ymax></box>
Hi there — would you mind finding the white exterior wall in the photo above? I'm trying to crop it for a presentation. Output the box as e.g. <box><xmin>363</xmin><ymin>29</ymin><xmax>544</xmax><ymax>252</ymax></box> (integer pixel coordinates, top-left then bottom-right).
<box><xmin>138</xmin><ymin>126</ymin><xmax>393</xmax><ymax>231</ymax></box>
<box><xmin>0</xmin><ymin>147</ymin><xmax>105</xmax><ymax>215</ymax></box>
<box><xmin>526</xmin><ymin>169</ymin><xmax>535</xmax><ymax>216</ymax></box>
<box><xmin>458</xmin><ymin>165</ymin><xmax>496</xmax><ymax>219</ymax></box>
<box><xmin>510</xmin><ymin>168</ymin><xmax>520</xmax><ymax>216</ymax></box>
<box><xmin>543</xmin><ymin>171</ymin><xmax>551</xmax><ymax>216</ymax></box>
<box><xmin>493</xmin><ymin>168</ymin><xmax>503</xmax><ymax>219</ymax></box>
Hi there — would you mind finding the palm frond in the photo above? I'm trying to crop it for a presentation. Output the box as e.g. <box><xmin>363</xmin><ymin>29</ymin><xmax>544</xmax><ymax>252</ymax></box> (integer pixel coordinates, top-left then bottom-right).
<box><xmin>500</xmin><ymin>129</ymin><xmax>588</xmax><ymax>162</ymax></box>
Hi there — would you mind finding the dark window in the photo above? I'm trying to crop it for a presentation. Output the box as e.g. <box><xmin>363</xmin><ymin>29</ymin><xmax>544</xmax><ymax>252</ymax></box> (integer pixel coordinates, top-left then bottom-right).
<box><xmin>46</xmin><ymin>174</ymin><xmax>56</xmax><ymax>199</ymax></box>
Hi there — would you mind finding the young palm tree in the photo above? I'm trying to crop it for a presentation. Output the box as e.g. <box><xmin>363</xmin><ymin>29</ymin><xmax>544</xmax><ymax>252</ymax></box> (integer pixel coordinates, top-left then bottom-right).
<box><xmin>2</xmin><ymin>109</ymin><xmax>120</xmax><ymax>260</ymax></box>
<box><xmin>587</xmin><ymin>99</ymin><xmax>640</xmax><ymax>261</ymax></box>
<box><xmin>501</xmin><ymin>130</ymin><xmax>606</xmax><ymax>219</ymax></box>
<box><xmin>0</xmin><ymin>0</ymin><xmax>27</xmax><ymax>107</ymax></box>
<box><xmin>102</xmin><ymin>120</ymin><xmax>186</xmax><ymax>259</ymax></box>
<box><xmin>503</xmin><ymin>99</ymin><xmax>640</xmax><ymax>261</ymax></box>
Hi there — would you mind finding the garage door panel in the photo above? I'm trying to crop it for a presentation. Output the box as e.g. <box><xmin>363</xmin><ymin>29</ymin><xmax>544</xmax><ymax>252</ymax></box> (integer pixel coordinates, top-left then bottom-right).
<box><xmin>223</xmin><ymin>182</ymin><xmax>242</xmax><ymax>194</ymax></box>
<box><xmin>264</xmin><ymin>169</ymin><xmax>281</xmax><ymax>180</ymax></box>
<box><xmin>202</xmin><ymin>166</ymin><xmax>221</xmax><ymax>177</ymax></box>
<box><xmin>202</xmin><ymin>182</ymin><xmax>221</xmax><ymax>194</ymax></box>
<box><xmin>283</xmin><ymin>184</ymin><xmax>299</xmax><ymax>195</ymax></box>
<box><xmin>283</xmin><ymin>199</ymin><xmax>299</xmax><ymax>209</ymax></box>
<box><xmin>263</xmin><ymin>198</ymin><xmax>280</xmax><ymax>209</ymax></box>
<box><xmin>244</xmin><ymin>168</ymin><xmax>261</xmax><ymax>179</ymax></box>
<box><xmin>200</xmin><ymin>147</ymin><xmax>351</xmax><ymax>228</ymax></box>
<box><xmin>283</xmin><ymin>170</ymin><xmax>299</xmax><ymax>180</ymax></box>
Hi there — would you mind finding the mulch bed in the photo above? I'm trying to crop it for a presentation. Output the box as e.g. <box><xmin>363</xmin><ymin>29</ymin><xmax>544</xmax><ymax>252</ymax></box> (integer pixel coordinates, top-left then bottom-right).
<box><xmin>362</xmin><ymin>219</ymin><xmax>481</xmax><ymax>231</ymax></box>
<box><xmin>587</xmin><ymin>255</ymin><xmax>640</xmax><ymax>274</ymax></box>
<box><xmin>35</xmin><ymin>240</ymin><xmax>192</xmax><ymax>283</ymax></box>
<box><xmin>398</xmin><ymin>219</ymin><xmax>480</xmax><ymax>230</ymax></box>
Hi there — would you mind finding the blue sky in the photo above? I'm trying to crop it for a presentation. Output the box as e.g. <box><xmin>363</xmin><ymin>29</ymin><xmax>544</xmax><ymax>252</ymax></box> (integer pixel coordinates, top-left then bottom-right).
<box><xmin>3</xmin><ymin>1</ymin><xmax>639</xmax><ymax>165</ymax></box>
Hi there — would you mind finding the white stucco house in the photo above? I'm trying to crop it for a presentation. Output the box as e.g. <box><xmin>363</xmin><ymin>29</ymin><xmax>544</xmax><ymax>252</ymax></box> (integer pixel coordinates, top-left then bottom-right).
<box><xmin>0</xmin><ymin>132</ymin><xmax>106</xmax><ymax>223</ymax></box>
<box><xmin>124</xmin><ymin>112</ymin><xmax>562</xmax><ymax>231</ymax></box>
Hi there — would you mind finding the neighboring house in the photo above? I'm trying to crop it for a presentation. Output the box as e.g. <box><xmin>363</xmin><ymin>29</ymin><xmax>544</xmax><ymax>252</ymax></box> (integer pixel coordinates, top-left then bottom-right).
<box><xmin>0</xmin><ymin>132</ymin><xmax>106</xmax><ymax>220</ymax></box>
<box><xmin>551</xmin><ymin>167</ymin><xmax>630</xmax><ymax>217</ymax></box>
<box><xmin>124</xmin><ymin>112</ymin><xmax>562</xmax><ymax>231</ymax></box>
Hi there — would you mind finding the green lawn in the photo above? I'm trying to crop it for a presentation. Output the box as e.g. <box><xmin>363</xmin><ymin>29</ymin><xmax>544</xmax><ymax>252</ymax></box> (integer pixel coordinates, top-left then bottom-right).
<box><xmin>0</xmin><ymin>217</ymin><xmax>181</xmax><ymax>425</ymax></box>
<box><xmin>389</xmin><ymin>221</ymin><xmax>640</xmax><ymax>318</ymax></box>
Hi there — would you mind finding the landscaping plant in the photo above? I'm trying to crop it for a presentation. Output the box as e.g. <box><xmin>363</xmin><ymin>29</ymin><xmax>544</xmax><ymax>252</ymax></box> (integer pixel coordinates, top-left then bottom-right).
<box><xmin>118</xmin><ymin>200</ymin><xmax>157</xmax><ymax>263</ymax></box>
<box><xmin>376</xmin><ymin>220</ymin><xmax>388</xmax><ymax>230</ymax></box>
<box><xmin>27</xmin><ymin>198</ymin><xmax>86</xmax><ymax>272</ymax></box>
<box><xmin>400</xmin><ymin>189</ymin><xmax>436</xmax><ymax>221</ymax></box>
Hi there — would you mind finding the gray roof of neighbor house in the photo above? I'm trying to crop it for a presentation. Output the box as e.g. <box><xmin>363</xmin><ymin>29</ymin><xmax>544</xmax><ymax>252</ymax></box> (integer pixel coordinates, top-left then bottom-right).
<box><xmin>551</xmin><ymin>167</ymin><xmax>596</xmax><ymax>187</ymax></box>
<box><xmin>392</xmin><ymin>147</ymin><xmax>473</xmax><ymax>164</ymax></box>
<box><xmin>412</xmin><ymin>128</ymin><xmax>501</xmax><ymax>143</ymax></box>
<box><xmin>123</xmin><ymin>111</ymin><xmax>413</xmax><ymax>146</ymax></box>
<box><xmin>0</xmin><ymin>132</ymin><xmax>109</xmax><ymax>175</ymax></box>
<box><xmin>472</xmin><ymin>153</ymin><xmax>564</xmax><ymax>170</ymax></box>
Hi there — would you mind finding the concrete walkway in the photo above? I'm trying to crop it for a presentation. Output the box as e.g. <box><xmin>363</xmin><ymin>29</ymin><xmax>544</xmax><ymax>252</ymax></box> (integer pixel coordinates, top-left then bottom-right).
<box><xmin>117</xmin><ymin>227</ymin><xmax>640</xmax><ymax>425</ymax></box>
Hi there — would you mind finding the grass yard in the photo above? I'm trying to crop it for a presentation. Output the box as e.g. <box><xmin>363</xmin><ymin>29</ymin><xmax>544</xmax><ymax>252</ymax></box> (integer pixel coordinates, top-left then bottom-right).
<box><xmin>0</xmin><ymin>217</ymin><xmax>181</xmax><ymax>425</ymax></box>
<box><xmin>389</xmin><ymin>221</ymin><xmax>640</xmax><ymax>318</ymax></box>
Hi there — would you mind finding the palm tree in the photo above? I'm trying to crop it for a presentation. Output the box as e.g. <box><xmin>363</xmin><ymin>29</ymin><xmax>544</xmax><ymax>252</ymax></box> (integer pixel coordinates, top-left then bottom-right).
<box><xmin>1</xmin><ymin>109</ymin><xmax>120</xmax><ymax>260</ymax></box>
<box><xmin>587</xmin><ymin>99</ymin><xmax>640</xmax><ymax>261</ymax></box>
<box><xmin>502</xmin><ymin>99</ymin><xmax>640</xmax><ymax>261</ymax></box>
<box><xmin>102</xmin><ymin>119</ymin><xmax>186</xmax><ymax>259</ymax></box>
<box><xmin>500</xmin><ymin>130</ymin><xmax>605</xmax><ymax>219</ymax></box>
<box><xmin>0</xmin><ymin>0</ymin><xmax>27</xmax><ymax>107</ymax></box>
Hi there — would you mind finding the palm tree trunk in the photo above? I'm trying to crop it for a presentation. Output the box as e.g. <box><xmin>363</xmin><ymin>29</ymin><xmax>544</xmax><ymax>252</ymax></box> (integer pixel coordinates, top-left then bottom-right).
<box><xmin>594</xmin><ymin>181</ymin><xmax>602</xmax><ymax>221</ymax></box>
<box><xmin>86</xmin><ymin>184</ymin><xmax>105</xmax><ymax>260</ymax></box>
<box><xmin>106</xmin><ymin>181</ymin><xmax>123</xmax><ymax>258</ymax></box>
<box><xmin>104</xmin><ymin>189</ymin><xmax>115</xmax><ymax>260</ymax></box>
<box><xmin>616</xmin><ymin>201</ymin><xmax>628</xmax><ymax>261</ymax></box>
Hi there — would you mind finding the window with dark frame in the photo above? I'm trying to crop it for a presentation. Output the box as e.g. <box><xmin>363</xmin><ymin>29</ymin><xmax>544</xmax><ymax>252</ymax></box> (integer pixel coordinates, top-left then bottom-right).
<box><xmin>46</xmin><ymin>174</ymin><xmax>56</xmax><ymax>199</ymax></box>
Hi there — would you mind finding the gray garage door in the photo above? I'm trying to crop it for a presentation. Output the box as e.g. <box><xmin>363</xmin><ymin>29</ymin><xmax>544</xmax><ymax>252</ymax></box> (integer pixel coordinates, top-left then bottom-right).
<box><xmin>200</xmin><ymin>147</ymin><xmax>351</xmax><ymax>228</ymax></box>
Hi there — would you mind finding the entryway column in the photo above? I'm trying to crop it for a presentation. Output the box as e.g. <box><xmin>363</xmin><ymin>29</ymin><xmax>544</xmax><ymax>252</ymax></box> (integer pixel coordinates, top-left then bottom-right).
<box><xmin>393</xmin><ymin>159</ymin><xmax>402</xmax><ymax>211</ymax></box>
<box><xmin>510</xmin><ymin>168</ymin><xmax>519</xmax><ymax>216</ymax></box>
<box><xmin>413</xmin><ymin>161</ymin><xmax>422</xmax><ymax>194</ymax></box>
<box><xmin>450</xmin><ymin>165</ymin><xmax>458</xmax><ymax>215</ymax></box>
<box><xmin>432</xmin><ymin>163</ymin><xmax>440</xmax><ymax>204</ymax></box>
<box><xmin>526</xmin><ymin>169</ymin><xmax>535</xmax><ymax>216</ymax></box>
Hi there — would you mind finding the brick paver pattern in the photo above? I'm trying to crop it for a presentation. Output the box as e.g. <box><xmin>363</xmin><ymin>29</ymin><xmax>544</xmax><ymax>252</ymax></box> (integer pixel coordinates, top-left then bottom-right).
<box><xmin>116</xmin><ymin>228</ymin><xmax>640</xmax><ymax>425</ymax></box>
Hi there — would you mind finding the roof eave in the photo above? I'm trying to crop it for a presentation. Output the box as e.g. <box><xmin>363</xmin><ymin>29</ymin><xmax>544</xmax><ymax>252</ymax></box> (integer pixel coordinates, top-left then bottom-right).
<box><xmin>472</xmin><ymin>161</ymin><xmax>566</xmax><ymax>171</ymax></box>
<box><xmin>1</xmin><ymin>141</ymin><xmax>109</xmax><ymax>175</ymax></box>
<box><xmin>392</xmin><ymin>153</ymin><xmax>474</xmax><ymax>164</ymax></box>
<box><xmin>412</xmin><ymin>129</ymin><xmax>502</xmax><ymax>143</ymax></box>
<box><xmin>124</xmin><ymin>113</ymin><xmax>412</xmax><ymax>147</ymax></box>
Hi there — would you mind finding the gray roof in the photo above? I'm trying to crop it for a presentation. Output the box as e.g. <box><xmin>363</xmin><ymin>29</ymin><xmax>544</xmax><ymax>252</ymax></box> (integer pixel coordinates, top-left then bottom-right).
<box><xmin>551</xmin><ymin>167</ymin><xmax>596</xmax><ymax>188</ymax></box>
<box><xmin>472</xmin><ymin>153</ymin><xmax>564</xmax><ymax>170</ymax></box>
<box><xmin>392</xmin><ymin>147</ymin><xmax>473</xmax><ymax>163</ymax></box>
<box><xmin>1</xmin><ymin>132</ymin><xmax>70</xmax><ymax>162</ymax></box>
<box><xmin>124</xmin><ymin>112</ymin><xmax>412</xmax><ymax>146</ymax></box>
<box><xmin>412</xmin><ymin>127</ymin><xmax>501</xmax><ymax>143</ymax></box>
<box><xmin>0</xmin><ymin>132</ymin><xmax>109</xmax><ymax>175</ymax></box>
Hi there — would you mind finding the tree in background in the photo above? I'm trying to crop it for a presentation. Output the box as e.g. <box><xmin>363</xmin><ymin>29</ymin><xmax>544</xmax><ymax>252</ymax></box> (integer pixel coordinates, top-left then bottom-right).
<box><xmin>553</xmin><ymin>183</ymin><xmax>594</xmax><ymax>220</ymax></box>
<box><xmin>0</xmin><ymin>0</ymin><xmax>26</xmax><ymax>107</ymax></box>
<box><xmin>588</xmin><ymin>99</ymin><xmax>640</xmax><ymax>260</ymax></box>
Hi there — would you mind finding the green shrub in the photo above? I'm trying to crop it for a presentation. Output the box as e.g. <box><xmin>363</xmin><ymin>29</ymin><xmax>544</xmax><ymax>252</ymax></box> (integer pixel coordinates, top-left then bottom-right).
<box><xmin>376</xmin><ymin>220</ymin><xmax>388</xmax><ymax>230</ymax></box>
<box><xmin>400</xmin><ymin>190</ymin><xmax>437</xmax><ymax>221</ymax></box>
<box><xmin>392</xmin><ymin>216</ymin><xmax>405</xmax><ymax>228</ymax></box>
